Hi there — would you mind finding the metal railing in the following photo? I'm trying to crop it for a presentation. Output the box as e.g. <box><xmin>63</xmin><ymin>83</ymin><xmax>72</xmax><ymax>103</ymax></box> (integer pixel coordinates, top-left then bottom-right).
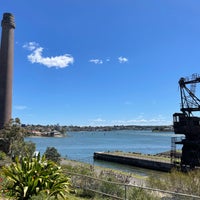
<box><xmin>67</xmin><ymin>172</ymin><xmax>200</xmax><ymax>200</ymax></box>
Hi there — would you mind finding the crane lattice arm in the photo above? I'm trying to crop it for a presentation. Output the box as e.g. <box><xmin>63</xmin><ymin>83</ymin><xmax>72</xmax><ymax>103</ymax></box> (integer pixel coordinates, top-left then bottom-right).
<box><xmin>179</xmin><ymin>74</ymin><xmax>200</xmax><ymax>115</ymax></box>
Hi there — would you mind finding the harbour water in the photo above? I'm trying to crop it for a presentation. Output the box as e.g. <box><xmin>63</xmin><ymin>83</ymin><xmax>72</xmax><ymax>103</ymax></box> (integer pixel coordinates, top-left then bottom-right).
<box><xmin>25</xmin><ymin>130</ymin><xmax>183</xmax><ymax>176</ymax></box>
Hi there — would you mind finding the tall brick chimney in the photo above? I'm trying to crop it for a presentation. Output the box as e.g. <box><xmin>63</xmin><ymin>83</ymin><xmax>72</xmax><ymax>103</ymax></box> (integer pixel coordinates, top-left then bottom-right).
<box><xmin>0</xmin><ymin>13</ymin><xmax>15</xmax><ymax>128</ymax></box>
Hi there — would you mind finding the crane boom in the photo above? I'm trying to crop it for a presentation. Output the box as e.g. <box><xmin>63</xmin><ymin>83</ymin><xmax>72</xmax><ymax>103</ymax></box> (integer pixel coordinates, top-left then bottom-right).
<box><xmin>179</xmin><ymin>74</ymin><xmax>200</xmax><ymax>115</ymax></box>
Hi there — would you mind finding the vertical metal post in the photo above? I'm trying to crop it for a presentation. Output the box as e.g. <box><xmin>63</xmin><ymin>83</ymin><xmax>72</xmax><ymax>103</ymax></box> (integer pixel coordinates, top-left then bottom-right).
<box><xmin>124</xmin><ymin>184</ymin><xmax>127</xmax><ymax>200</ymax></box>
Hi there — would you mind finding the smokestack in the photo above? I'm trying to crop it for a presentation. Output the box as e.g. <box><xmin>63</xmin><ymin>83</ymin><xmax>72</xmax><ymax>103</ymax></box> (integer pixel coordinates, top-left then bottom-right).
<box><xmin>0</xmin><ymin>13</ymin><xmax>15</xmax><ymax>128</ymax></box>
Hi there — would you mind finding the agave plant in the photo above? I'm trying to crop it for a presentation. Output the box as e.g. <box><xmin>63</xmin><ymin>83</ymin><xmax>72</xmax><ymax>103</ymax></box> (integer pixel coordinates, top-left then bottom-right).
<box><xmin>2</xmin><ymin>154</ymin><xmax>72</xmax><ymax>199</ymax></box>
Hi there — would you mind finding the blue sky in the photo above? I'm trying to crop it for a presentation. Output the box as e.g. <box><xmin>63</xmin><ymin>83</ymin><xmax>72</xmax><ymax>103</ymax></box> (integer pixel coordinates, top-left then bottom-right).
<box><xmin>1</xmin><ymin>0</ymin><xmax>200</xmax><ymax>126</ymax></box>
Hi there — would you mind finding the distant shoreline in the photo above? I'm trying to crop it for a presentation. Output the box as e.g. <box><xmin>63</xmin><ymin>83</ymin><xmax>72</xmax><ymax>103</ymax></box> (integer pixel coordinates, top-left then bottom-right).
<box><xmin>66</xmin><ymin>125</ymin><xmax>173</xmax><ymax>132</ymax></box>
<box><xmin>26</xmin><ymin>135</ymin><xmax>66</xmax><ymax>138</ymax></box>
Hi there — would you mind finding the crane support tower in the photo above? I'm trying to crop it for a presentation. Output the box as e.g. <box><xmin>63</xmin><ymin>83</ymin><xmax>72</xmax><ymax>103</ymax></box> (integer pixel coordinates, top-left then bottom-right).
<box><xmin>173</xmin><ymin>73</ymin><xmax>200</xmax><ymax>170</ymax></box>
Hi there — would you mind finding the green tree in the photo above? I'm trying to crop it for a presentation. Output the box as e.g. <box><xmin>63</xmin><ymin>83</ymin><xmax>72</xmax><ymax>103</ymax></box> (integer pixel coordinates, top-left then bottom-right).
<box><xmin>2</xmin><ymin>154</ymin><xmax>73</xmax><ymax>200</ymax></box>
<box><xmin>44</xmin><ymin>147</ymin><xmax>61</xmax><ymax>164</ymax></box>
<box><xmin>0</xmin><ymin>118</ymin><xmax>24</xmax><ymax>141</ymax></box>
<box><xmin>0</xmin><ymin>118</ymin><xmax>24</xmax><ymax>154</ymax></box>
<box><xmin>0</xmin><ymin>118</ymin><xmax>36</xmax><ymax>159</ymax></box>
<box><xmin>11</xmin><ymin>140</ymin><xmax>36</xmax><ymax>159</ymax></box>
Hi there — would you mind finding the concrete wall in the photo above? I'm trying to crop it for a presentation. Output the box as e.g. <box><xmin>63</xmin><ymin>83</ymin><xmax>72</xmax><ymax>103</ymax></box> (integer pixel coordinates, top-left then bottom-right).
<box><xmin>94</xmin><ymin>152</ymin><xmax>172</xmax><ymax>172</ymax></box>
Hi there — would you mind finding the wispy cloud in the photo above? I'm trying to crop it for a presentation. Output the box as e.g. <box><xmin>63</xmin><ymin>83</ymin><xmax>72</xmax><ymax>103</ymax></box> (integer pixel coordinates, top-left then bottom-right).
<box><xmin>89</xmin><ymin>59</ymin><xmax>103</xmax><ymax>64</ymax></box>
<box><xmin>88</xmin><ymin>114</ymin><xmax>171</xmax><ymax>126</ymax></box>
<box><xmin>14</xmin><ymin>105</ymin><xmax>28</xmax><ymax>110</ymax></box>
<box><xmin>23</xmin><ymin>42</ymin><xmax>39</xmax><ymax>51</ymax></box>
<box><xmin>87</xmin><ymin>117</ymin><xmax>106</xmax><ymax>126</ymax></box>
<box><xmin>112</xmin><ymin>115</ymin><xmax>171</xmax><ymax>125</ymax></box>
<box><xmin>23</xmin><ymin>42</ymin><xmax>74</xmax><ymax>69</ymax></box>
<box><xmin>92</xmin><ymin>118</ymin><xmax>106</xmax><ymax>123</ymax></box>
<box><xmin>89</xmin><ymin>56</ymin><xmax>129</xmax><ymax>65</ymax></box>
<box><xmin>118</xmin><ymin>56</ymin><xmax>128</xmax><ymax>63</ymax></box>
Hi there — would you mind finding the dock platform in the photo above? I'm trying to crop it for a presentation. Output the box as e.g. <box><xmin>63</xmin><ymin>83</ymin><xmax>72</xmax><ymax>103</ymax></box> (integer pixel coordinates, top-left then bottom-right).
<box><xmin>94</xmin><ymin>152</ymin><xmax>173</xmax><ymax>172</ymax></box>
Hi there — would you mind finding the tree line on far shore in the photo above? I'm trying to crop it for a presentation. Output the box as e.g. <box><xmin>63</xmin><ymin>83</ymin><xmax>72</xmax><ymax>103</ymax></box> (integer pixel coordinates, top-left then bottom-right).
<box><xmin>22</xmin><ymin>124</ymin><xmax>173</xmax><ymax>133</ymax></box>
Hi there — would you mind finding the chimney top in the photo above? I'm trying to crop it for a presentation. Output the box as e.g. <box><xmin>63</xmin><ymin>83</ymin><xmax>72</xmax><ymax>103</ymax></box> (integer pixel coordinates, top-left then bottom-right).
<box><xmin>1</xmin><ymin>13</ymin><xmax>15</xmax><ymax>29</ymax></box>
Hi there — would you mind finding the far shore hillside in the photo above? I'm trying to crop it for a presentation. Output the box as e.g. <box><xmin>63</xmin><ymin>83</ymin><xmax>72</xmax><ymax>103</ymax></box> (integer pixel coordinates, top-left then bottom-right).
<box><xmin>22</xmin><ymin>124</ymin><xmax>173</xmax><ymax>135</ymax></box>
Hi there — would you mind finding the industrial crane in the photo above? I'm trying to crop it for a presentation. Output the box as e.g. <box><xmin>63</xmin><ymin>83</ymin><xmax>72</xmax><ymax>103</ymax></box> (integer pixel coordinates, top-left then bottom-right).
<box><xmin>173</xmin><ymin>73</ymin><xmax>200</xmax><ymax>170</ymax></box>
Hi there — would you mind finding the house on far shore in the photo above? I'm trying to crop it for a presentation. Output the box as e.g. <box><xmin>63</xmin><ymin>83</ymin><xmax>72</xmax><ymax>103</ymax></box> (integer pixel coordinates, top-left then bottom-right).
<box><xmin>28</xmin><ymin>130</ymin><xmax>65</xmax><ymax>137</ymax></box>
<box><xmin>41</xmin><ymin>130</ymin><xmax>64</xmax><ymax>137</ymax></box>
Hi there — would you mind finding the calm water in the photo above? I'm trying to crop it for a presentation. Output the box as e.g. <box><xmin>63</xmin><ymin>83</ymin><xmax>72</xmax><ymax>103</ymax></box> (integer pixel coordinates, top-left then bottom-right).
<box><xmin>25</xmin><ymin>130</ymin><xmax>183</xmax><ymax>176</ymax></box>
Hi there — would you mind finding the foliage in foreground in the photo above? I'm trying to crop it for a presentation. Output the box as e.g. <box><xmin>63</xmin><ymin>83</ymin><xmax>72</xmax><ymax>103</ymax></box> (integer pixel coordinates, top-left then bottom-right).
<box><xmin>2</xmin><ymin>154</ymin><xmax>73</xmax><ymax>200</ymax></box>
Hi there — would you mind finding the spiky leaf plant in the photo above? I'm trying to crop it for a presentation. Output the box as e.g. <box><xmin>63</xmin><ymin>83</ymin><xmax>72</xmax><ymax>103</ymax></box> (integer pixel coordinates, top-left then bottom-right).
<box><xmin>2</xmin><ymin>154</ymin><xmax>72</xmax><ymax>199</ymax></box>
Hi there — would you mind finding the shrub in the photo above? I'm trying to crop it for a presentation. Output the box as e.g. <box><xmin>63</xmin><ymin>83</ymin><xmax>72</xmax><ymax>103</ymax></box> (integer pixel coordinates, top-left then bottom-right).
<box><xmin>30</xmin><ymin>191</ymin><xmax>55</xmax><ymax>200</ymax></box>
<box><xmin>148</xmin><ymin>168</ymin><xmax>200</xmax><ymax>196</ymax></box>
<box><xmin>44</xmin><ymin>146</ymin><xmax>61</xmax><ymax>164</ymax></box>
<box><xmin>128</xmin><ymin>187</ymin><xmax>159</xmax><ymax>200</ymax></box>
<box><xmin>0</xmin><ymin>151</ymin><xmax>6</xmax><ymax>160</ymax></box>
<box><xmin>62</xmin><ymin>162</ymin><xmax>94</xmax><ymax>176</ymax></box>
<box><xmin>11</xmin><ymin>140</ymin><xmax>36</xmax><ymax>159</ymax></box>
<box><xmin>98</xmin><ymin>176</ymin><xmax>124</xmax><ymax>198</ymax></box>
<box><xmin>2</xmin><ymin>154</ymin><xmax>73</xmax><ymax>199</ymax></box>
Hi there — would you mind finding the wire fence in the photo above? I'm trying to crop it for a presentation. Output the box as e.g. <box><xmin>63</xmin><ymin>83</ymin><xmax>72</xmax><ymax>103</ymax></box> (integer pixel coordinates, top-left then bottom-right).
<box><xmin>67</xmin><ymin>172</ymin><xmax>200</xmax><ymax>200</ymax></box>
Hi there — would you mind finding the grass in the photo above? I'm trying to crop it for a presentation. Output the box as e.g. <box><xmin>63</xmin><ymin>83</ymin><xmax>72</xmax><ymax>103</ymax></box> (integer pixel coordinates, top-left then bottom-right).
<box><xmin>61</xmin><ymin>158</ymin><xmax>146</xmax><ymax>183</ymax></box>
<box><xmin>105</xmin><ymin>150</ymin><xmax>171</xmax><ymax>162</ymax></box>
<box><xmin>61</xmin><ymin>158</ymin><xmax>149</xmax><ymax>199</ymax></box>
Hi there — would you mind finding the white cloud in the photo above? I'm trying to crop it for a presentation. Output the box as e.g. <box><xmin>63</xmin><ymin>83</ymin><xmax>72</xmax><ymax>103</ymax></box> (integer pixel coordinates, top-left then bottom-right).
<box><xmin>118</xmin><ymin>56</ymin><xmax>128</xmax><ymax>63</ymax></box>
<box><xmin>89</xmin><ymin>59</ymin><xmax>103</xmax><ymax>64</ymax></box>
<box><xmin>14</xmin><ymin>105</ymin><xmax>27</xmax><ymax>110</ymax></box>
<box><xmin>23</xmin><ymin>42</ymin><xmax>74</xmax><ymax>69</ymax></box>
<box><xmin>23</xmin><ymin>42</ymin><xmax>39</xmax><ymax>51</ymax></box>
<box><xmin>93</xmin><ymin>118</ymin><xmax>106</xmax><ymax>123</ymax></box>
